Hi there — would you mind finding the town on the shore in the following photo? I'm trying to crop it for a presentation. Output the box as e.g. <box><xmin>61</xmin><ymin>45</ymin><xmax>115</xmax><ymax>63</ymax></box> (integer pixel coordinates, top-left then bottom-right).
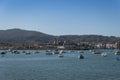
<box><xmin>0</xmin><ymin>39</ymin><xmax>120</xmax><ymax>50</ymax></box>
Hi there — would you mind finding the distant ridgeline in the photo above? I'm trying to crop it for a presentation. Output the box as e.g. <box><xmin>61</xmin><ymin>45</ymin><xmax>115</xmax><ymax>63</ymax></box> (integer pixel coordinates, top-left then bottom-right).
<box><xmin>0</xmin><ymin>29</ymin><xmax>120</xmax><ymax>49</ymax></box>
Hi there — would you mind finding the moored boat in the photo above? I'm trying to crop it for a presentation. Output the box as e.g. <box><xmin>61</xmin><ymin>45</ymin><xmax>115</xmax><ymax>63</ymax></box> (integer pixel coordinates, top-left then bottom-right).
<box><xmin>53</xmin><ymin>50</ymin><xmax>59</xmax><ymax>54</ymax></box>
<box><xmin>58</xmin><ymin>50</ymin><xmax>64</xmax><ymax>57</ymax></box>
<box><xmin>101</xmin><ymin>53</ymin><xmax>107</xmax><ymax>57</ymax></box>
<box><xmin>78</xmin><ymin>54</ymin><xmax>84</xmax><ymax>59</ymax></box>
<box><xmin>115</xmin><ymin>50</ymin><xmax>120</xmax><ymax>55</ymax></box>
<box><xmin>92</xmin><ymin>50</ymin><xmax>101</xmax><ymax>54</ymax></box>
<box><xmin>58</xmin><ymin>54</ymin><xmax>64</xmax><ymax>58</ymax></box>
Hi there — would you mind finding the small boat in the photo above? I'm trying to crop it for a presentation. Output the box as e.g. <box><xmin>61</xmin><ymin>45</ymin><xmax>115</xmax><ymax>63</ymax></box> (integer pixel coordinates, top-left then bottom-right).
<box><xmin>0</xmin><ymin>51</ymin><xmax>7</xmax><ymax>57</ymax></box>
<box><xmin>89</xmin><ymin>50</ymin><xmax>92</xmax><ymax>52</ymax></box>
<box><xmin>115</xmin><ymin>50</ymin><xmax>120</xmax><ymax>55</ymax></box>
<box><xmin>78</xmin><ymin>51</ymin><xmax>84</xmax><ymax>53</ymax></box>
<box><xmin>92</xmin><ymin>50</ymin><xmax>101</xmax><ymax>54</ymax></box>
<box><xmin>53</xmin><ymin>50</ymin><xmax>59</xmax><ymax>54</ymax></box>
<box><xmin>101</xmin><ymin>53</ymin><xmax>107</xmax><ymax>57</ymax></box>
<box><xmin>46</xmin><ymin>52</ymin><xmax>53</xmax><ymax>55</ymax></box>
<box><xmin>46</xmin><ymin>50</ymin><xmax>53</xmax><ymax>55</ymax></box>
<box><xmin>58</xmin><ymin>54</ymin><xmax>64</xmax><ymax>58</ymax></box>
<box><xmin>25</xmin><ymin>52</ymin><xmax>31</xmax><ymax>55</ymax></box>
<box><xmin>58</xmin><ymin>50</ymin><xmax>64</xmax><ymax>57</ymax></box>
<box><xmin>12</xmin><ymin>50</ymin><xmax>20</xmax><ymax>54</ymax></box>
<box><xmin>0</xmin><ymin>51</ymin><xmax>6</xmax><ymax>55</ymax></box>
<box><xmin>34</xmin><ymin>51</ymin><xmax>39</xmax><ymax>54</ymax></box>
<box><xmin>78</xmin><ymin>54</ymin><xmax>84</xmax><ymax>59</ymax></box>
<box><xmin>22</xmin><ymin>50</ymin><xmax>26</xmax><ymax>53</ymax></box>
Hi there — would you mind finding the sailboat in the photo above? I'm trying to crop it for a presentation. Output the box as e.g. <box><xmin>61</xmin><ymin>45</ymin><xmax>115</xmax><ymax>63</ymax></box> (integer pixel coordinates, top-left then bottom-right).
<box><xmin>58</xmin><ymin>50</ymin><xmax>64</xmax><ymax>57</ymax></box>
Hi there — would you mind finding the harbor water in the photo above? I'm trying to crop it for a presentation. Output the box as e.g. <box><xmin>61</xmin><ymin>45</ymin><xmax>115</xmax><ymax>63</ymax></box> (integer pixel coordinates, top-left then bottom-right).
<box><xmin>0</xmin><ymin>50</ymin><xmax>120</xmax><ymax>80</ymax></box>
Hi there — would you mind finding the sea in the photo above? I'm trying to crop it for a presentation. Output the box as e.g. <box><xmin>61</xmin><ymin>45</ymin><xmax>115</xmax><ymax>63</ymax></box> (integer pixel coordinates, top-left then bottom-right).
<box><xmin>0</xmin><ymin>50</ymin><xmax>120</xmax><ymax>80</ymax></box>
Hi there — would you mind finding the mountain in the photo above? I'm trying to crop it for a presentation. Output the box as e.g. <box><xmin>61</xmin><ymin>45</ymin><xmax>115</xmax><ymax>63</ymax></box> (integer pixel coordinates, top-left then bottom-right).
<box><xmin>59</xmin><ymin>35</ymin><xmax>120</xmax><ymax>43</ymax></box>
<box><xmin>0</xmin><ymin>28</ymin><xmax>119</xmax><ymax>44</ymax></box>
<box><xmin>0</xmin><ymin>29</ymin><xmax>54</xmax><ymax>44</ymax></box>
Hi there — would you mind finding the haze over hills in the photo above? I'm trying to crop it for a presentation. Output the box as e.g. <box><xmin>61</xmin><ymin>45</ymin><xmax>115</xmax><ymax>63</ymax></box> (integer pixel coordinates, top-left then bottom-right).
<box><xmin>0</xmin><ymin>28</ymin><xmax>119</xmax><ymax>44</ymax></box>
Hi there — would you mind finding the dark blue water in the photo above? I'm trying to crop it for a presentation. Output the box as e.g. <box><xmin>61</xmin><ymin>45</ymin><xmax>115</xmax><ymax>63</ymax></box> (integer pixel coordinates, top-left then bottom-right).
<box><xmin>0</xmin><ymin>50</ymin><xmax>120</xmax><ymax>80</ymax></box>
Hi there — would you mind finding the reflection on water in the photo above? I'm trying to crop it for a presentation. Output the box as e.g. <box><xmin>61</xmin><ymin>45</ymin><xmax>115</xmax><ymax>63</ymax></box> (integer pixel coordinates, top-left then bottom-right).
<box><xmin>0</xmin><ymin>50</ymin><xmax>120</xmax><ymax>80</ymax></box>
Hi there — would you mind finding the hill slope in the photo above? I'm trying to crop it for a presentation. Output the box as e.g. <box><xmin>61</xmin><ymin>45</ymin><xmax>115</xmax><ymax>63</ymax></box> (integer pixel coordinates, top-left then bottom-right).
<box><xmin>0</xmin><ymin>29</ymin><xmax>119</xmax><ymax>44</ymax></box>
<box><xmin>59</xmin><ymin>35</ymin><xmax>119</xmax><ymax>43</ymax></box>
<box><xmin>0</xmin><ymin>29</ymin><xmax>54</xmax><ymax>43</ymax></box>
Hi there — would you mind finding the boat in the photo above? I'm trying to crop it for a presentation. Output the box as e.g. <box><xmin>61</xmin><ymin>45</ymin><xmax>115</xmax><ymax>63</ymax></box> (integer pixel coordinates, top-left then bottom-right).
<box><xmin>101</xmin><ymin>53</ymin><xmax>107</xmax><ymax>57</ymax></box>
<box><xmin>92</xmin><ymin>50</ymin><xmax>101</xmax><ymax>54</ymax></box>
<box><xmin>78</xmin><ymin>54</ymin><xmax>84</xmax><ymax>59</ymax></box>
<box><xmin>115</xmin><ymin>50</ymin><xmax>120</xmax><ymax>55</ymax></box>
<box><xmin>58</xmin><ymin>54</ymin><xmax>64</xmax><ymax>57</ymax></box>
<box><xmin>0</xmin><ymin>51</ymin><xmax>6</xmax><ymax>57</ymax></box>
<box><xmin>0</xmin><ymin>51</ymin><xmax>6</xmax><ymax>55</ymax></box>
<box><xmin>53</xmin><ymin>50</ymin><xmax>59</xmax><ymax>54</ymax></box>
<box><xmin>46</xmin><ymin>50</ymin><xmax>53</xmax><ymax>55</ymax></box>
<box><xmin>12</xmin><ymin>50</ymin><xmax>20</xmax><ymax>54</ymax></box>
<box><xmin>46</xmin><ymin>52</ymin><xmax>53</xmax><ymax>55</ymax></box>
<box><xmin>58</xmin><ymin>50</ymin><xmax>64</xmax><ymax>57</ymax></box>
<box><xmin>34</xmin><ymin>51</ymin><xmax>39</xmax><ymax>54</ymax></box>
<box><xmin>25</xmin><ymin>52</ymin><xmax>31</xmax><ymax>55</ymax></box>
<box><xmin>22</xmin><ymin>50</ymin><xmax>26</xmax><ymax>53</ymax></box>
<box><xmin>78</xmin><ymin>51</ymin><xmax>84</xmax><ymax>53</ymax></box>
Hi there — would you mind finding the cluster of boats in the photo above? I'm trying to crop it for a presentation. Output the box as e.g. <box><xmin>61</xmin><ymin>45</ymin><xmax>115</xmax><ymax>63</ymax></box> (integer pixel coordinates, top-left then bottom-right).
<box><xmin>46</xmin><ymin>50</ymin><xmax>64</xmax><ymax>58</ymax></box>
<box><xmin>46</xmin><ymin>50</ymin><xmax>85</xmax><ymax>59</ymax></box>
<box><xmin>0</xmin><ymin>50</ymin><xmax>40</xmax><ymax>56</ymax></box>
<box><xmin>90</xmin><ymin>50</ymin><xmax>107</xmax><ymax>57</ymax></box>
<box><xmin>0</xmin><ymin>49</ymin><xmax>120</xmax><ymax>60</ymax></box>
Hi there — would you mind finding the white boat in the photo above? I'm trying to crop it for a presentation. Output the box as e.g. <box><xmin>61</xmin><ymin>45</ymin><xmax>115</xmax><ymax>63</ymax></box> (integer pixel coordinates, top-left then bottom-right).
<box><xmin>92</xmin><ymin>50</ymin><xmax>101</xmax><ymax>54</ymax></box>
<box><xmin>101</xmin><ymin>53</ymin><xmax>107</xmax><ymax>57</ymax></box>
<box><xmin>58</xmin><ymin>54</ymin><xmax>64</xmax><ymax>57</ymax></box>
<box><xmin>25</xmin><ymin>52</ymin><xmax>31</xmax><ymax>55</ymax></box>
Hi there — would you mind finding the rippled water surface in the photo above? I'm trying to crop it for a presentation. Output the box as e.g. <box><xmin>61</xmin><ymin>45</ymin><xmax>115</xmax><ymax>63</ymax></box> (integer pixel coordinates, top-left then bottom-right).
<box><xmin>0</xmin><ymin>50</ymin><xmax>120</xmax><ymax>80</ymax></box>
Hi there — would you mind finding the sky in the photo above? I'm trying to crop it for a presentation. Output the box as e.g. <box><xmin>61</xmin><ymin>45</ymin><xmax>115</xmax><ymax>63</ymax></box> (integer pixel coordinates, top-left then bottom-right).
<box><xmin>0</xmin><ymin>0</ymin><xmax>120</xmax><ymax>36</ymax></box>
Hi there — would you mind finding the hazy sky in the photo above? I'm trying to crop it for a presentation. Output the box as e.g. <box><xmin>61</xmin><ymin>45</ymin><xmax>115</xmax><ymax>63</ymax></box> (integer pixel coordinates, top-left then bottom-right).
<box><xmin>0</xmin><ymin>0</ymin><xmax>120</xmax><ymax>36</ymax></box>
